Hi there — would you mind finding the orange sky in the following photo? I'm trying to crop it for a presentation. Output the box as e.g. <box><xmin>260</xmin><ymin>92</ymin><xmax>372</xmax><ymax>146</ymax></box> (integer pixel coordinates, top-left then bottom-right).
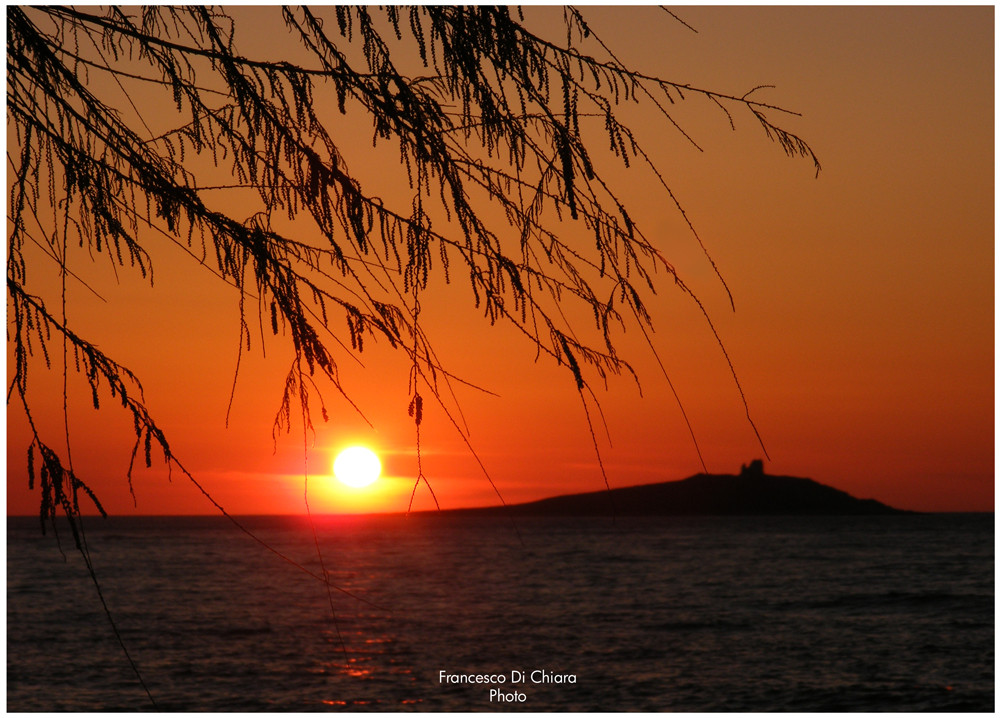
<box><xmin>6</xmin><ymin>6</ymin><xmax>994</xmax><ymax>515</ymax></box>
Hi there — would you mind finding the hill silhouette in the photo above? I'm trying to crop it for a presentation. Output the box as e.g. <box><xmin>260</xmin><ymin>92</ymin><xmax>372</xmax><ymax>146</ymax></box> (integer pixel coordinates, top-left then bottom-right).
<box><xmin>446</xmin><ymin>462</ymin><xmax>908</xmax><ymax>517</ymax></box>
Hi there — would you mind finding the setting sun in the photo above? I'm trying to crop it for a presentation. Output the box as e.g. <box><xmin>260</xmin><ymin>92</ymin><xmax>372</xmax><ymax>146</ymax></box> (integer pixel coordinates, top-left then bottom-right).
<box><xmin>333</xmin><ymin>447</ymin><xmax>382</xmax><ymax>488</ymax></box>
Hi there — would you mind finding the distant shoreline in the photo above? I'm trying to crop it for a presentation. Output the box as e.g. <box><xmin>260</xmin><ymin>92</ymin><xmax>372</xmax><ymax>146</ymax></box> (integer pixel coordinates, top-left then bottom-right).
<box><xmin>8</xmin><ymin>469</ymin><xmax>968</xmax><ymax>520</ymax></box>
<box><xmin>8</xmin><ymin>512</ymin><xmax>997</xmax><ymax>519</ymax></box>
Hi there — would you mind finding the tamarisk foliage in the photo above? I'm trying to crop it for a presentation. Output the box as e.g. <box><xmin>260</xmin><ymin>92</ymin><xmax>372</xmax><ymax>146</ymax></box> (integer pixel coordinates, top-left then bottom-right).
<box><xmin>8</xmin><ymin>6</ymin><xmax>819</xmax><ymax>533</ymax></box>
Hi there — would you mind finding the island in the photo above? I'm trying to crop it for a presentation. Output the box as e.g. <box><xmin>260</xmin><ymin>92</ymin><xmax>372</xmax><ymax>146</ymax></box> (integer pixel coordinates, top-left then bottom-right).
<box><xmin>444</xmin><ymin>461</ymin><xmax>909</xmax><ymax>517</ymax></box>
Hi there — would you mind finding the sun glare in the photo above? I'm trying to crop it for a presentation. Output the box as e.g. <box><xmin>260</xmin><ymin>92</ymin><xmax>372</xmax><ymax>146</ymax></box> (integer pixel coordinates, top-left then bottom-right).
<box><xmin>333</xmin><ymin>447</ymin><xmax>381</xmax><ymax>488</ymax></box>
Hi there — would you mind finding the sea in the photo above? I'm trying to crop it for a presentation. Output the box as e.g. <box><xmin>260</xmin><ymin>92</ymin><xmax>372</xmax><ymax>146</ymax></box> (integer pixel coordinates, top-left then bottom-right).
<box><xmin>6</xmin><ymin>513</ymin><xmax>995</xmax><ymax>712</ymax></box>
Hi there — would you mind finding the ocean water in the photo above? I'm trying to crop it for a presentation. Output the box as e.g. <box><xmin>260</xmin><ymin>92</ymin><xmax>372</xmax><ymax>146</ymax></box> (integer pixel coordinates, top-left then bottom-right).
<box><xmin>6</xmin><ymin>513</ymin><xmax>994</xmax><ymax>711</ymax></box>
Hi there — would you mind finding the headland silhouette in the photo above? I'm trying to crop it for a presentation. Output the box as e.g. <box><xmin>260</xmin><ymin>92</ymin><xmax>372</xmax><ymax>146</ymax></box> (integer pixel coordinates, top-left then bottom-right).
<box><xmin>443</xmin><ymin>461</ymin><xmax>909</xmax><ymax>517</ymax></box>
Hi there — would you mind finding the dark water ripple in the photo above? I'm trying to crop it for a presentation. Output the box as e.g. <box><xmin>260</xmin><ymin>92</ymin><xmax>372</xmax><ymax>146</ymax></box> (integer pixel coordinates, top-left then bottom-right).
<box><xmin>7</xmin><ymin>513</ymin><xmax>994</xmax><ymax>711</ymax></box>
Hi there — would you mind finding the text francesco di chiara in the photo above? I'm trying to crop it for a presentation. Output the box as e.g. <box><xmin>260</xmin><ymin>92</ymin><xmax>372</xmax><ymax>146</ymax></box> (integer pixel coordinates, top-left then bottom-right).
<box><xmin>439</xmin><ymin>670</ymin><xmax>576</xmax><ymax>685</ymax></box>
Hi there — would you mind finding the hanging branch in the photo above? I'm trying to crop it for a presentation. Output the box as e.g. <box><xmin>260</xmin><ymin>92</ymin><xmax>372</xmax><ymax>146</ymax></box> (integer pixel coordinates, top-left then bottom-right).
<box><xmin>8</xmin><ymin>4</ymin><xmax>819</xmax><ymax>532</ymax></box>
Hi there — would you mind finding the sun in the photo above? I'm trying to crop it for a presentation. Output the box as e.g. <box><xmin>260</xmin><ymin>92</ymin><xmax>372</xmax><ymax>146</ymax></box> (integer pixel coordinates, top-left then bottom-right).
<box><xmin>333</xmin><ymin>447</ymin><xmax>382</xmax><ymax>488</ymax></box>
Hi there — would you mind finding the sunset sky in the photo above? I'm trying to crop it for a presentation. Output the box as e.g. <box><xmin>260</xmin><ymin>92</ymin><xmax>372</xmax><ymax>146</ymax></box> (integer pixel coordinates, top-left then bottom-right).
<box><xmin>6</xmin><ymin>5</ymin><xmax>994</xmax><ymax>515</ymax></box>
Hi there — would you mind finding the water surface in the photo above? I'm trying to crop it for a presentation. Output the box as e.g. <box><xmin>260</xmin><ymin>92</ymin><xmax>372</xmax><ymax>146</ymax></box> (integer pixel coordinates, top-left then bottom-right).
<box><xmin>6</xmin><ymin>513</ymin><xmax>994</xmax><ymax>711</ymax></box>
